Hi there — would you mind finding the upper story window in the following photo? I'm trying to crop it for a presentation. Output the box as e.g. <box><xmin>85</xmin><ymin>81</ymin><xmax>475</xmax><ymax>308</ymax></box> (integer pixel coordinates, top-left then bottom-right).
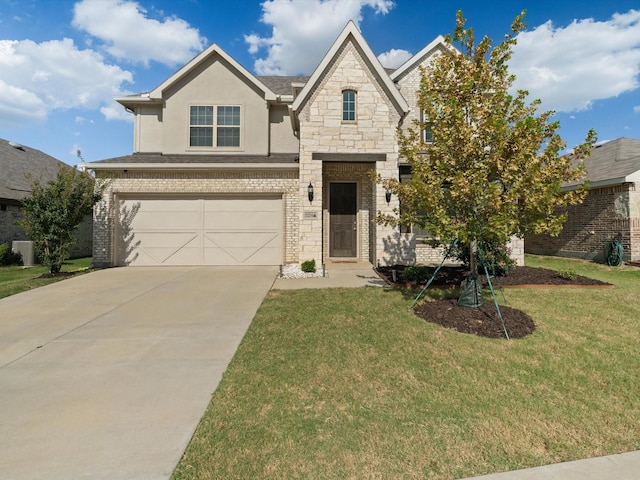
<box><xmin>342</xmin><ymin>90</ymin><xmax>356</xmax><ymax>122</ymax></box>
<box><xmin>189</xmin><ymin>105</ymin><xmax>241</xmax><ymax>148</ymax></box>
<box><xmin>422</xmin><ymin>110</ymin><xmax>434</xmax><ymax>143</ymax></box>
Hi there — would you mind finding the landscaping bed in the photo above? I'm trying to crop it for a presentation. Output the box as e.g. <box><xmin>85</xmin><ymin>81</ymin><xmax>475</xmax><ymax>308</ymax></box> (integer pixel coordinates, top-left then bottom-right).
<box><xmin>377</xmin><ymin>265</ymin><xmax>612</xmax><ymax>339</ymax></box>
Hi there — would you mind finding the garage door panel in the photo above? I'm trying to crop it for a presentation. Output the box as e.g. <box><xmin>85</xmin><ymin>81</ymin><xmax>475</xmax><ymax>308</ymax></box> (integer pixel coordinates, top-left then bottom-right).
<box><xmin>118</xmin><ymin>196</ymin><xmax>282</xmax><ymax>266</ymax></box>
<box><xmin>203</xmin><ymin>211</ymin><xmax>279</xmax><ymax>230</ymax></box>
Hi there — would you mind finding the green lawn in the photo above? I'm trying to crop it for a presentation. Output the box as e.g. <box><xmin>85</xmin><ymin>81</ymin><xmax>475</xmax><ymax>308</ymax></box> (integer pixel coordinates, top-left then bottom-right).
<box><xmin>0</xmin><ymin>257</ymin><xmax>94</xmax><ymax>299</ymax></box>
<box><xmin>173</xmin><ymin>255</ymin><xmax>640</xmax><ymax>480</ymax></box>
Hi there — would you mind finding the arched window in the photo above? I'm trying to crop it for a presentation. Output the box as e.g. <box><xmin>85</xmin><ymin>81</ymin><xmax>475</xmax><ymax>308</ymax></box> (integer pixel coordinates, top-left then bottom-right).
<box><xmin>342</xmin><ymin>90</ymin><xmax>356</xmax><ymax>121</ymax></box>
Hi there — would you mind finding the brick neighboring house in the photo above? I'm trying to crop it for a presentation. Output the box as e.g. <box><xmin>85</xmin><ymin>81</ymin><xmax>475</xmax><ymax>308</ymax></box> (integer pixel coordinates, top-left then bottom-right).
<box><xmin>526</xmin><ymin>138</ymin><xmax>640</xmax><ymax>263</ymax></box>
<box><xmin>81</xmin><ymin>21</ymin><xmax>524</xmax><ymax>268</ymax></box>
<box><xmin>0</xmin><ymin>138</ymin><xmax>92</xmax><ymax>258</ymax></box>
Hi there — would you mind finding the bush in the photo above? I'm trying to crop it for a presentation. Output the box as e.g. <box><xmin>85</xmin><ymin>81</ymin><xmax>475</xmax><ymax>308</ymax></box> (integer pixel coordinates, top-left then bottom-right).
<box><xmin>453</xmin><ymin>241</ymin><xmax>516</xmax><ymax>277</ymax></box>
<box><xmin>557</xmin><ymin>269</ymin><xmax>577</xmax><ymax>281</ymax></box>
<box><xmin>0</xmin><ymin>242</ymin><xmax>23</xmax><ymax>266</ymax></box>
<box><xmin>403</xmin><ymin>265</ymin><xmax>433</xmax><ymax>283</ymax></box>
<box><xmin>301</xmin><ymin>259</ymin><xmax>316</xmax><ymax>273</ymax></box>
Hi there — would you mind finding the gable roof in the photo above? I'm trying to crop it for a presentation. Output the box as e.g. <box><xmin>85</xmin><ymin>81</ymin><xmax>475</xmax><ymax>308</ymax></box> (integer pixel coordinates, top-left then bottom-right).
<box><xmin>116</xmin><ymin>43</ymin><xmax>277</xmax><ymax>108</ymax></box>
<box><xmin>0</xmin><ymin>138</ymin><xmax>68</xmax><ymax>202</ymax></box>
<box><xmin>565</xmin><ymin>138</ymin><xmax>640</xmax><ymax>190</ymax></box>
<box><xmin>291</xmin><ymin>21</ymin><xmax>409</xmax><ymax>118</ymax></box>
<box><xmin>390</xmin><ymin>35</ymin><xmax>449</xmax><ymax>82</ymax></box>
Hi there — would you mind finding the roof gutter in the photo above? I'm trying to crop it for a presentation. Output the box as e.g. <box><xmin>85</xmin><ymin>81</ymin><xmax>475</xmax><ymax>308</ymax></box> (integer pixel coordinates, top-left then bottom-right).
<box><xmin>79</xmin><ymin>162</ymin><xmax>299</xmax><ymax>172</ymax></box>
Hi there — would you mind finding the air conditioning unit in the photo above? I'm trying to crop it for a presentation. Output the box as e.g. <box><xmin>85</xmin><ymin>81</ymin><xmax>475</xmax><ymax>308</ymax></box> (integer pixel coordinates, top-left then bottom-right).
<box><xmin>12</xmin><ymin>241</ymin><xmax>34</xmax><ymax>267</ymax></box>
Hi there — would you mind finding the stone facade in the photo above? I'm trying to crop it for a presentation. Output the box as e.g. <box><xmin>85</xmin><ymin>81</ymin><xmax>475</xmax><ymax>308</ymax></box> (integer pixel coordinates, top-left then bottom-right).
<box><xmin>526</xmin><ymin>183</ymin><xmax>640</xmax><ymax>262</ymax></box>
<box><xmin>297</xmin><ymin>41</ymin><xmax>402</xmax><ymax>266</ymax></box>
<box><xmin>93</xmin><ymin>169</ymin><xmax>299</xmax><ymax>267</ymax></box>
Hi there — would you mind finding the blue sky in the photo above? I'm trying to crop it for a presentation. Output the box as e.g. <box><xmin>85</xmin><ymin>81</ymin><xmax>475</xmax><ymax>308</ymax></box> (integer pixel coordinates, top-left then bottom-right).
<box><xmin>1</xmin><ymin>0</ymin><xmax>639</xmax><ymax>165</ymax></box>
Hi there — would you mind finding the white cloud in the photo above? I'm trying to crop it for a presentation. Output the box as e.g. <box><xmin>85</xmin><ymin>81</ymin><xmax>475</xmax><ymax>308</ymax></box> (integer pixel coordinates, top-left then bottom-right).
<box><xmin>246</xmin><ymin>0</ymin><xmax>395</xmax><ymax>75</ymax></box>
<box><xmin>0</xmin><ymin>38</ymin><xmax>133</xmax><ymax>127</ymax></box>
<box><xmin>634</xmin><ymin>105</ymin><xmax>640</xmax><ymax>113</ymax></box>
<box><xmin>72</xmin><ymin>0</ymin><xmax>206</xmax><ymax>67</ymax></box>
<box><xmin>510</xmin><ymin>9</ymin><xmax>640</xmax><ymax>112</ymax></box>
<box><xmin>101</xmin><ymin>102</ymin><xmax>134</xmax><ymax>122</ymax></box>
<box><xmin>378</xmin><ymin>48</ymin><xmax>412</xmax><ymax>69</ymax></box>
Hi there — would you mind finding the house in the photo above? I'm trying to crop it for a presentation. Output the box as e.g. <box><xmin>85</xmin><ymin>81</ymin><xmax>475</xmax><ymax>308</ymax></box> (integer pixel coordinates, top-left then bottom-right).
<box><xmin>0</xmin><ymin>138</ymin><xmax>92</xmax><ymax>257</ymax></box>
<box><xmin>81</xmin><ymin>21</ymin><xmax>524</xmax><ymax>268</ymax></box>
<box><xmin>526</xmin><ymin>137</ymin><xmax>640</xmax><ymax>262</ymax></box>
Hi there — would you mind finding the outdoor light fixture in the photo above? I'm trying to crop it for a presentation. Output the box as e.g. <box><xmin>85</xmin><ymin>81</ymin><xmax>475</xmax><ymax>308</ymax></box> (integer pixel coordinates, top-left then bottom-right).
<box><xmin>308</xmin><ymin>183</ymin><xmax>314</xmax><ymax>203</ymax></box>
<box><xmin>385</xmin><ymin>189</ymin><xmax>392</xmax><ymax>204</ymax></box>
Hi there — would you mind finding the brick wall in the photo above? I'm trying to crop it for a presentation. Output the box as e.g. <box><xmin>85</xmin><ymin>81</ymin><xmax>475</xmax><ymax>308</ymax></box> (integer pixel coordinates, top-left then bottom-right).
<box><xmin>94</xmin><ymin>169</ymin><xmax>299</xmax><ymax>267</ymax></box>
<box><xmin>1</xmin><ymin>203</ymin><xmax>92</xmax><ymax>259</ymax></box>
<box><xmin>526</xmin><ymin>183</ymin><xmax>639</xmax><ymax>262</ymax></box>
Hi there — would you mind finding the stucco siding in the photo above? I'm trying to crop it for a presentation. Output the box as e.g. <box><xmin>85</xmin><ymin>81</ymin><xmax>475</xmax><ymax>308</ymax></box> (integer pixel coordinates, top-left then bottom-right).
<box><xmin>156</xmin><ymin>54</ymin><xmax>270</xmax><ymax>155</ymax></box>
<box><xmin>269</xmin><ymin>105</ymin><xmax>299</xmax><ymax>154</ymax></box>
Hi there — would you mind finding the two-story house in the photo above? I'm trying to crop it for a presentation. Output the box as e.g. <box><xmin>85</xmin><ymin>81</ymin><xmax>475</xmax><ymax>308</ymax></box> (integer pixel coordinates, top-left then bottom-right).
<box><xmin>82</xmin><ymin>21</ymin><xmax>524</xmax><ymax>268</ymax></box>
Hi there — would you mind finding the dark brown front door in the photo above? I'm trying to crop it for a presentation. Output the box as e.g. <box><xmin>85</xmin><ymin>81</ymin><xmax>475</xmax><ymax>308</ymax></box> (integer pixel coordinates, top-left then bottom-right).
<box><xmin>329</xmin><ymin>182</ymin><xmax>357</xmax><ymax>257</ymax></box>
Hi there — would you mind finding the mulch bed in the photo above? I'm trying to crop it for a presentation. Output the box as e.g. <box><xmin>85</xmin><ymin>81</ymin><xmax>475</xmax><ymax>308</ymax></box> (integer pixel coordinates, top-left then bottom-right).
<box><xmin>376</xmin><ymin>265</ymin><xmax>612</xmax><ymax>340</ymax></box>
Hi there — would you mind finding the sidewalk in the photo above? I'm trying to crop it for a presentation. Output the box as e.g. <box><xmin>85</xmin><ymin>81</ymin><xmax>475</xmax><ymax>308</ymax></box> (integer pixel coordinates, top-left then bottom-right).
<box><xmin>461</xmin><ymin>450</ymin><xmax>640</xmax><ymax>480</ymax></box>
<box><xmin>273</xmin><ymin>262</ymin><xmax>640</xmax><ymax>480</ymax></box>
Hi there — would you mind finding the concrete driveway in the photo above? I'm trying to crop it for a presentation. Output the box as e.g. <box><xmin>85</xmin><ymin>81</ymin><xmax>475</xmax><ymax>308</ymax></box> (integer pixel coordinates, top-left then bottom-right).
<box><xmin>0</xmin><ymin>266</ymin><xmax>277</xmax><ymax>480</ymax></box>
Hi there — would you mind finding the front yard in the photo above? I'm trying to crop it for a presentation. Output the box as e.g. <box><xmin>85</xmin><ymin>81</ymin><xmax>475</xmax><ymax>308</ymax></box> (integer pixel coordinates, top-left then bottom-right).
<box><xmin>173</xmin><ymin>255</ymin><xmax>640</xmax><ymax>480</ymax></box>
<box><xmin>0</xmin><ymin>257</ymin><xmax>94</xmax><ymax>299</ymax></box>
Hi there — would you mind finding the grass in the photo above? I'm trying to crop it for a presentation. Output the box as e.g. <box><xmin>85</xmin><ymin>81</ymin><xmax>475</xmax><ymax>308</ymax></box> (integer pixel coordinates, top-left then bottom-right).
<box><xmin>172</xmin><ymin>255</ymin><xmax>640</xmax><ymax>480</ymax></box>
<box><xmin>0</xmin><ymin>257</ymin><xmax>94</xmax><ymax>299</ymax></box>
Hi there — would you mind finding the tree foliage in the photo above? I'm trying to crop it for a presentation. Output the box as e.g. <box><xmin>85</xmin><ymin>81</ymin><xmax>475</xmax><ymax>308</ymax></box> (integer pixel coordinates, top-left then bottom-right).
<box><xmin>378</xmin><ymin>10</ymin><xmax>596</xmax><ymax>259</ymax></box>
<box><xmin>20</xmin><ymin>166</ymin><xmax>103</xmax><ymax>274</ymax></box>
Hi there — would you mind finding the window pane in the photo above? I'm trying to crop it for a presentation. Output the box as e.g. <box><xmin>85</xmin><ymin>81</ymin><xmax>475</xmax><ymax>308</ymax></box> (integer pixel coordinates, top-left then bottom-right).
<box><xmin>424</xmin><ymin>124</ymin><xmax>434</xmax><ymax>143</ymax></box>
<box><xmin>342</xmin><ymin>90</ymin><xmax>355</xmax><ymax>121</ymax></box>
<box><xmin>217</xmin><ymin>106</ymin><xmax>240</xmax><ymax>126</ymax></box>
<box><xmin>190</xmin><ymin>105</ymin><xmax>213</xmax><ymax>126</ymax></box>
<box><xmin>190</xmin><ymin>127</ymin><xmax>213</xmax><ymax>146</ymax></box>
<box><xmin>217</xmin><ymin>127</ymin><xmax>240</xmax><ymax>147</ymax></box>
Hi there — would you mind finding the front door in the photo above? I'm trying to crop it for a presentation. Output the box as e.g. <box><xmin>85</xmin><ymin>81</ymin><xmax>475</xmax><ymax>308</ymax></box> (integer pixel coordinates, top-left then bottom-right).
<box><xmin>329</xmin><ymin>182</ymin><xmax>357</xmax><ymax>257</ymax></box>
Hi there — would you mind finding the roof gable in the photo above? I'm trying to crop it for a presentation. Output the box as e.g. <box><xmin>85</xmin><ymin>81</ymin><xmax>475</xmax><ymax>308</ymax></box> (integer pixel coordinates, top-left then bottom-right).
<box><xmin>117</xmin><ymin>44</ymin><xmax>277</xmax><ymax>107</ymax></box>
<box><xmin>291</xmin><ymin>21</ymin><xmax>408</xmax><ymax>117</ymax></box>
<box><xmin>390</xmin><ymin>35</ymin><xmax>450</xmax><ymax>82</ymax></box>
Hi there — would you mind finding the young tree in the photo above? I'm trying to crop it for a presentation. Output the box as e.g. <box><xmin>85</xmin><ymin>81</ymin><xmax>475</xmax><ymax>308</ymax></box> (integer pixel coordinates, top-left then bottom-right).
<box><xmin>20</xmin><ymin>166</ymin><xmax>103</xmax><ymax>274</ymax></box>
<box><xmin>379</xmin><ymin>10</ymin><xmax>596</xmax><ymax>300</ymax></box>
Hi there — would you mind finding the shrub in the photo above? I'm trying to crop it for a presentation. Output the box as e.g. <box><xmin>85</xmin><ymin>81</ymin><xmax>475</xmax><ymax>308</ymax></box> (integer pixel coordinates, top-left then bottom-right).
<box><xmin>403</xmin><ymin>265</ymin><xmax>433</xmax><ymax>283</ymax></box>
<box><xmin>301</xmin><ymin>259</ymin><xmax>316</xmax><ymax>273</ymax></box>
<box><xmin>0</xmin><ymin>242</ymin><xmax>22</xmax><ymax>266</ymax></box>
<box><xmin>557</xmin><ymin>269</ymin><xmax>577</xmax><ymax>281</ymax></box>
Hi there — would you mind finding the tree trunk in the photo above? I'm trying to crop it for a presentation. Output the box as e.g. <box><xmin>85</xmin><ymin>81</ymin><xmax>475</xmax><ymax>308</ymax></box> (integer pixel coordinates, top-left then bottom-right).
<box><xmin>458</xmin><ymin>239</ymin><xmax>484</xmax><ymax>308</ymax></box>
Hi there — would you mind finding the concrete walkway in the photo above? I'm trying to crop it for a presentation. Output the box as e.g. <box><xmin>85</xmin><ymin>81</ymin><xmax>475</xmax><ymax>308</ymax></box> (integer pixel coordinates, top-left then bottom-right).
<box><xmin>0</xmin><ymin>266</ymin><xmax>277</xmax><ymax>480</ymax></box>
<box><xmin>272</xmin><ymin>260</ymin><xmax>387</xmax><ymax>289</ymax></box>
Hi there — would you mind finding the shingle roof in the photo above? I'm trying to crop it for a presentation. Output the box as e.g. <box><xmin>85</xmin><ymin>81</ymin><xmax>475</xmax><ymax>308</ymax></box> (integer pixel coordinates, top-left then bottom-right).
<box><xmin>568</xmin><ymin>138</ymin><xmax>640</xmax><ymax>188</ymax></box>
<box><xmin>0</xmin><ymin>138</ymin><xmax>68</xmax><ymax>202</ymax></box>
<box><xmin>87</xmin><ymin>152</ymin><xmax>299</xmax><ymax>165</ymax></box>
<box><xmin>257</xmin><ymin>76</ymin><xmax>309</xmax><ymax>95</ymax></box>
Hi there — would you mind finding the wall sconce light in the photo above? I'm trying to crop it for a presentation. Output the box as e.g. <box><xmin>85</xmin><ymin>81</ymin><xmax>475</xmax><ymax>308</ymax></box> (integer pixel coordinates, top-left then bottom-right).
<box><xmin>307</xmin><ymin>183</ymin><xmax>314</xmax><ymax>203</ymax></box>
<box><xmin>385</xmin><ymin>189</ymin><xmax>392</xmax><ymax>205</ymax></box>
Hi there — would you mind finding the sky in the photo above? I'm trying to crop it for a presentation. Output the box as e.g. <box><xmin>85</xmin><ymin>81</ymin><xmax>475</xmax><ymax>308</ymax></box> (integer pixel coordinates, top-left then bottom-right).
<box><xmin>1</xmin><ymin>0</ymin><xmax>639</xmax><ymax>166</ymax></box>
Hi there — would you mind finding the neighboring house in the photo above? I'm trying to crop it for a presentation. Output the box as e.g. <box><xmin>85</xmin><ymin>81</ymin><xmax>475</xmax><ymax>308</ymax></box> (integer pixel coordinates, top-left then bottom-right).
<box><xmin>81</xmin><ymin>21</ymin><xmax>524</xmax><ymax>268</ymax></box>
<box><xmin>526</xmin><ymin>137</ymin><xmax>640</xmax><ymax>262</ymax></box>
<box><xmin>0</xmin><ymin>138</ymin><xmax>92</xmax><ymax>258</ymax></box>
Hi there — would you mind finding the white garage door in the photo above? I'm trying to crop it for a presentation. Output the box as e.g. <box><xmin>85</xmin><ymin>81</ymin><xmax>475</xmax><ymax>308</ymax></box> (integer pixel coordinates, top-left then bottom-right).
<box><xmin>116</xmin><ymin>195</ymin><xmax>282</xmax><ymax>266</ymax></box>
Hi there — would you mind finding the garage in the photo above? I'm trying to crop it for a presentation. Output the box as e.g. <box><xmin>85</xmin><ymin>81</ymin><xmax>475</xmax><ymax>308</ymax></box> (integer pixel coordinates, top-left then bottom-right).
<box><xmin>116</xmin><ymin>195</ymin><xmax>282</xmax><ymax>266</ymax></box>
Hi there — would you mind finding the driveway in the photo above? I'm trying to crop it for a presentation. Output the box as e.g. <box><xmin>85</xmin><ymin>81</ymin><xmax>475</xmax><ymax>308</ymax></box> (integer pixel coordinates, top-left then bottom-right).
<box><xmin>0</xmin><ymin>266</ymin><xmax>277</xmax><ymax>480</ymax></box>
